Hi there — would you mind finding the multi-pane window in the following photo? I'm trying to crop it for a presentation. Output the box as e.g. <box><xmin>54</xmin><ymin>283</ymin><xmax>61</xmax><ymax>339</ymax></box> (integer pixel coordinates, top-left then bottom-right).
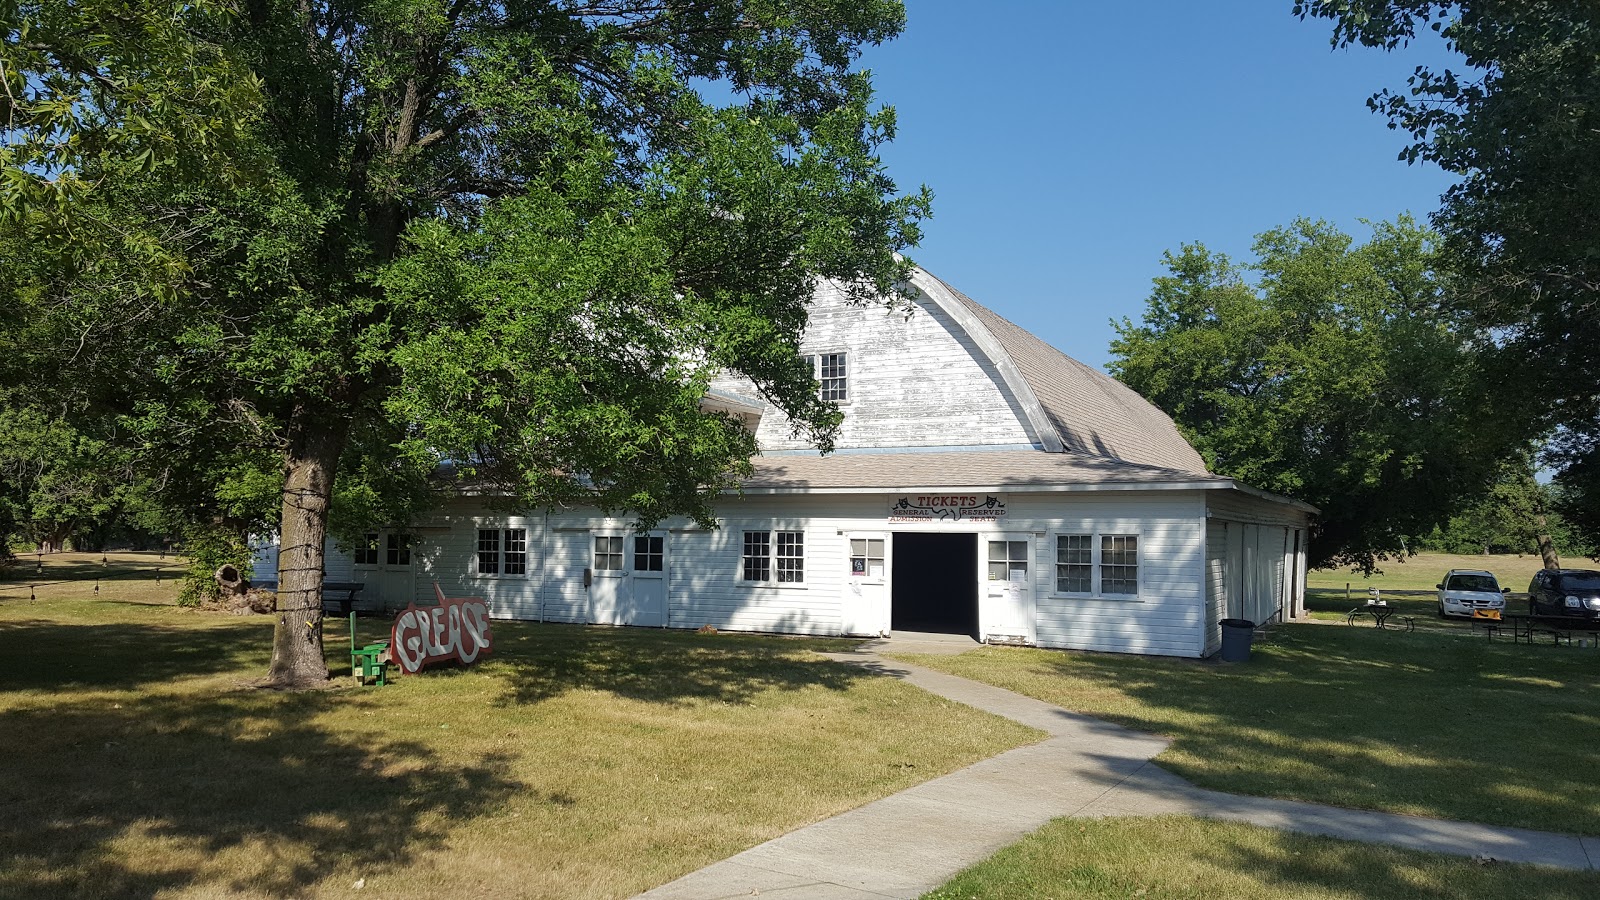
<box><xmin>776</xmin><ymin>532</ymin><xmax>804</xmax><ymax>583</ymax></box>
<box><xmin>593</xmin><ymin>535</ymin><xmax>623</xmax><ymax>571</ymax></box>
<box><xmin>742</xmin><ymin>531</ymin><xmax>771</xmax><ymax>581</ymax></box>
<box><xmin>850</xmin><ymin>538</ymin><xmax>885</xmax><ymax>578</ymax></box>
<box><xmin>987</xmin><ymin>540</ymin><xmax>1030</xmax><ymax>582</ymax></box>
<box><xmin>634</xmin><ymin>535</ymin><xmax>663</xmax><ymax>572</ymax></box>
<box><xmin>804</xmin><ymin>353</ymin><xmax>848</xmax><ymax>402</ymax></box>
<box><xmin>386</xmin><ymin>534</ymin><xmax>411</xmax><ymax>566</ymax></box>
<box><xmin>503</xmin><ymin>529</ymin><xmax>527</xmax><ymax>575</ymax></box>
<box><xmin>477</xmin><ymin>529</ymin><xmax>500</xmax><ymax>574</ymax></box>
<box><xmin>354</xmin><ymin>532</ymin><xmax>379</xmax><ymax>566</ymax></box>
<box><xmin>1101</xmin><ymin>535</ymin><xmax>1139</xmax><ymax>595</ymax></box>
<box><xmin>1055</xmin><ymin>534</ymin><xmax>1092</xmax><ymax>593</ymax></box>
<box><xmin>476</xmin><ymin>528</ymin><xmax>529</xmax><ymax>576</ymax></box>
<box><xmin>818</xmin><ymin>353</ymin><xmax>847</xmax><ymax>401</ymax></box>
<box><xmin>742</xmin><ymin>530</ymin><xmax>804</xmax><ymax>582</ymax></box>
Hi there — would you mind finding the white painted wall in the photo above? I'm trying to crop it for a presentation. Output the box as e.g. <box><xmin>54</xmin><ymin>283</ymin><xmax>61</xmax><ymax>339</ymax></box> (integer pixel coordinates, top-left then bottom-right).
<box><xmin>708</xmin><ymin>281</ymin><xmax>1036</xmax><ymax>451</ymax></box>
<box><xmin>305</xmin><ymin>490</ymin><xmax>1212</xmax><ymax>657</ymax></box>
<box><xmin>250</xmin><ymin>535</ymin><xmax>352</xmax><ymax>583</ymax></box>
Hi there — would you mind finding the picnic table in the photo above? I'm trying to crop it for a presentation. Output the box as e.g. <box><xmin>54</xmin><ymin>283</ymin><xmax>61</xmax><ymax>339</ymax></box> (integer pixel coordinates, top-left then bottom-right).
<box><xmin>1345</xmin><ymin>600</ymin><xmax>1413</xmax><ymax>631</ymax></box>
<box><xmin>1502</xmin><ymin>613</ymin><xmax>1600</xmax><ymax>646</ymax></box>
<box><xmin>253</xmin><ymin>580</ymin><xmax>368</xmax><ymax>616</ymax></box>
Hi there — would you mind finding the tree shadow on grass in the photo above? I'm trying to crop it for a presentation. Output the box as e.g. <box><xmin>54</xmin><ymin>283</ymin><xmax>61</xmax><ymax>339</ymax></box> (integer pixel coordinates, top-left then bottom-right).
<box><xmin>485</xmin><ymin>621</ymin><xmax>873</xmax><ymax>707</ymax></box>
<box><xmin>0</xmin><ymin>617</ymin><xmax>271</xmax><ymax>692</ymax></box>
<box><xmin>0</xmin><ymin>557</ymin><xmax>176</xmax><ymax>584</ymax></box>
<box><xmin>0</xmin><ymin>688</ymin><xmax>526</xmax><ymax>899</ymax></box>
<box><xmin>1206</xmin><ymin>822</ymin><xmax>1600</xmax><ymax>898</ymax></box>
<box><xmin>1006</xmin><ymin>625</ymin><xmax>1600</xmax><ymax>835</ymax></box>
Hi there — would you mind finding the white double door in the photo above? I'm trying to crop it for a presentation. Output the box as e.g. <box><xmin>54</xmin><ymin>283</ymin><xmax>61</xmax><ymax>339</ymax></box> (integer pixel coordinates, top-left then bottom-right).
<box><xmin>351</xmin><ymin>530</ymin><xmax>414</xmax><ymax>610</ymax></box>
<box><xmin>587</xmin><ymin>532</ymin><xmax>667</xmax><ymax>627</ymax></box>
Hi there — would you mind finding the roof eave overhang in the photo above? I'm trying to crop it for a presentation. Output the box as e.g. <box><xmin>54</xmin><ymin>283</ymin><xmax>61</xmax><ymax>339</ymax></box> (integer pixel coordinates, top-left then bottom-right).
<box><xmin>733</xmin><ymin>478</ymin><xmax>1232</xmax><ymax>496</ymax></box>
<box><xmin>1216</xmin><ymin>480</ymin><xmax>1320</xmax><ymax>515</ymax></box>
<box><xmin>733</xmin><ymin>477</ymin><xmax>1318</xmax><ymax>516</ymax></box>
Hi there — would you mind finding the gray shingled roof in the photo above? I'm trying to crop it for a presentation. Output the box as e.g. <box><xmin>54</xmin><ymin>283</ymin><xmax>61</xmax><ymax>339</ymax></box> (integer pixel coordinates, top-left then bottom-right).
<box><xmin>744</xmin><ymin>449</ymin><xmax>1226</xmax><ymax>492</ymax></box>
<box><xmin>935</xmin><ymin>278</ymin><xmax>1210</xmax><ymax>476</ymax></box>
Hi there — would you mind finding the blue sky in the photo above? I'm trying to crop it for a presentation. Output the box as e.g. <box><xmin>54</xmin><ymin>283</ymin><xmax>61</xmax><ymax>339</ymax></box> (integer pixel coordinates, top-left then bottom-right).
<box><xmin>858</xmin><ymin>2</ymin><xmax>1462</xmax><ymax>372</ymax></box>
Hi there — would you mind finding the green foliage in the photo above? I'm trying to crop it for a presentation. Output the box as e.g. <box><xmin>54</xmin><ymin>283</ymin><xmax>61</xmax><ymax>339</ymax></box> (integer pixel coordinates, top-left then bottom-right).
<box><xmin>1297</xmin><ymin>1</ymin><xmax>1600</xmax><ymax>552</ymax></box>
<box><xmin>1110</xmin><ymin>217</ymin><xmax>1516</xmax><ymax>571</ymax></box>
<box><xmin>175</xmin><ymin>523</ymin><xmax>251</xmax><ymax>608</ymax></box>
<box><xmin>1413</xmin><ymin>456</ymin><xmax>1591</xmax><ymax>557</ymax></box>
<box><xmin>3</xmin><ymin>0</ymin><xmax>926</xmax><ymax>535</ymax></box>
<box><xmin>0</xmin><ymin>403</ymin><xmax>140</xmax><ymax>552</ymax></box>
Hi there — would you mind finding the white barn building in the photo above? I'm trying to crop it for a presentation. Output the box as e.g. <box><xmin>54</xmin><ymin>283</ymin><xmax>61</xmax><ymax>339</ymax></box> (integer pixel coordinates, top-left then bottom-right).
<box><xmin>256</xmin><ymin>266</ymin><xmax>1314</xmax><ymax>658</ymax></box>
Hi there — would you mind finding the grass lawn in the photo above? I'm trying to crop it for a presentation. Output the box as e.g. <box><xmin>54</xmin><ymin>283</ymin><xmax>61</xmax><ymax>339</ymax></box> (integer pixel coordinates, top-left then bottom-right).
<box><xmin>888</xmin><ymin>621</ymin><xmax>1600</xmax><ymax>836</ymax></box>
<box><xmin>0</xmin><ymin>555</ymin><xmax>1039</xmax><ymax>899</ymax></box>
<box><xmin>923</xmin><ymin>816</ymin><xmax>1600</xmax><ymax>899</ymax></box>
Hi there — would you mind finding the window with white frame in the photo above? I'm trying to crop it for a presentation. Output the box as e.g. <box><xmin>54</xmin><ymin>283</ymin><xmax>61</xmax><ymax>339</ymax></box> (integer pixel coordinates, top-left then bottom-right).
<box><xmin>354</xmin><ymin>532</ymin><xmax>379</xmax><ymax>566</ymax></box>
<box><xmin>804</xmin><ymin>353</ymin><xmax>848</xmax><ymax>402</ymax></box>
<box><xmin>634</xmin><ymin>535</ymin><xmax>663</xmax><ymax>571</ymax></box>
<box><xmin>742</xmin><ymin>531</ymin><xmax>771</xmax><ymax>581</ymax></box>
<box><xmin>987</xmin><ymin>540</ymin><xmax>1029</xmax><ymax>582</ymax></box>
<box><xmin>477</xmin><ymin>528</ymin><xmax>527</xmax><ymax>576</ymax></box>
<box><xmin>850</xmin><ymin>538</ymin><xmax>885</xmax><ymax>578</ymax></box>
<box><xmin>593</xmin><ymin>535</ymin><xmax>623</xmax><ymax>571</ymax></box>
<box><xmin>776</xmin><ymin>531</ymin><xmax>804</xmax><ymax>582</ymax></box>
<box><xmin>1055</xmin><ymin>534</ymin><xmax>1092</xmax><ymax>593</ymax></box>
<box><xmin>1053</xmin><ymin>532</ymin><xmax>1139</xmax><ymax>596</ymax></box>
<box><xmin>1101</xmin><ymin>534</ymin><xmax>1139</xmax><ymax>595</ymax></box>
<box><xmin>386</xmin><ymin>533</ymin><xmax>411</xmax><ymax>566</ymax></box>
<box><xmin>742</xmin><ymin>530</ymin><xmax>804</xmax><ymax>583</ymax></box>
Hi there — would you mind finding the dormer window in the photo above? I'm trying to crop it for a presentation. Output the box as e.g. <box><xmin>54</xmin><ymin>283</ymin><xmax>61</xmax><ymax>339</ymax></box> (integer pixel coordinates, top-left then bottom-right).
<box><xmin>805</xmin><ymin>353</ymin><xmax>848</xmax><ymax>402</ymax></box>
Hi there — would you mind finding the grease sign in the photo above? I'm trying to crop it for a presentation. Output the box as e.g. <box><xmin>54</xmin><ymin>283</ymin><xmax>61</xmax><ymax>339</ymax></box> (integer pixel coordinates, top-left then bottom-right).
<box><xmin>889</xmin><ymin>493</ymin><xmax>1008</xmax><ymax>523</ymax></box>
<box><xmin>391</xmin><ymin>586</ymin><xmax>493</xmax><ymax>674</ymax></box>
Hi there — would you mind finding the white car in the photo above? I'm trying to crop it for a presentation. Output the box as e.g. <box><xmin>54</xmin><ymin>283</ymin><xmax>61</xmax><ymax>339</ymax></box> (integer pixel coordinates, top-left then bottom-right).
<box><xmin>1436</xmin><ymin>569</ymin><xmax>1508</xmax><ymax>618</ymax></box>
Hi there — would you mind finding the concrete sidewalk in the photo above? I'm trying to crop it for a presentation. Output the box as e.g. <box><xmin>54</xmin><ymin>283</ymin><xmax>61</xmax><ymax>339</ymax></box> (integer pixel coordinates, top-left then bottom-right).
<box><xmin>635</xmin><ymin>648</ymin><xmax>1597</xmax><ymax>900</ymax></box>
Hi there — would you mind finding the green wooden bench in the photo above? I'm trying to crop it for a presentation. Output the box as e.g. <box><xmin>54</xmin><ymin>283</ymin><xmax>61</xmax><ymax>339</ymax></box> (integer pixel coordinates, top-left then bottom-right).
<box><xmin>349</xmin><ymin>612</ymin><xmax>391</xmax><ymax>686</ymax></box>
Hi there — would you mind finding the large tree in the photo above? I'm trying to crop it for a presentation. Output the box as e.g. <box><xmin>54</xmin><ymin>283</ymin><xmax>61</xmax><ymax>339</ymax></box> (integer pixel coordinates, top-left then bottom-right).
<box><xmin>1295</xmin><ymin>1</ymin><xmax>1600</xmax><ymax>555</ymax></box>
<box><xmin>1110</xmin><ymin>218</ymin><xmax>1518</xmax><ymax>571</ymax></box>
<box><xmin>2</xmin><ymin>1</ymin><xmax>927</xmax><ymax>686</ymax></box>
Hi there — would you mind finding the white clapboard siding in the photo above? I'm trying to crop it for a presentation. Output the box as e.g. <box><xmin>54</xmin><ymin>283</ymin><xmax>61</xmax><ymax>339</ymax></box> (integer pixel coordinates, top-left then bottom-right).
<box><xmin>339</xmin><ymin>490</ymin><xmax>1219</xmax><ymax>656</ymax></box>
<box><xmin>1207</xmin><ymin>491</ymin><xmax>1312</xmax><ymax>527</ymax></box>
<box><xmin>251</xmin><ymin>535</ymin><xmax>353</xmax><ymax>583</ymax></box>
<box><xmin>709</xmin><ymin>282</ymin><xmax>1035</xmax><ymax>451</ymax></box>
<box><xmin>259</xmin><ymin>486</ymin><xmax>1236</xmax><ymax>657</ymax></box>
<box><xmin>998</xmin><ymin>493</ymin><xmax>1208</xmax><ymax>657</ymax></box>
<box><xmin>1204</xmin><ymin>519</ymin><xmax>1229</xmax><ymax>655</ymax></box>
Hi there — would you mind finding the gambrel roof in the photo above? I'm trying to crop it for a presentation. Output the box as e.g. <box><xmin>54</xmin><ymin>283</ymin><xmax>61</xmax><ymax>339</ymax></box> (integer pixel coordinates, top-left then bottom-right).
<box><xmin>909</xmin><ymin>268</ymin><xmax>1209</xmax><ymax>476</ymax></box>
<box><xmin>710</xmin><ymin>263</ymin><xmax>1214</xmax><ymax>481</ymax></box>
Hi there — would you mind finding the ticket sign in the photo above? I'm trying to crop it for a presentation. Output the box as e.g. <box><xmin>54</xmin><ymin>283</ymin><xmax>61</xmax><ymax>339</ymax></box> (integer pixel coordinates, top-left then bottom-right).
<box><xmin>390</xmin><ymin>586</ymin><xmax>493</xmax><ymax>674</ymax></box>
<box><xmin>889</xmin><ymin>494</ymin><xmax>1007</xmax><ymax>523</ymax></box>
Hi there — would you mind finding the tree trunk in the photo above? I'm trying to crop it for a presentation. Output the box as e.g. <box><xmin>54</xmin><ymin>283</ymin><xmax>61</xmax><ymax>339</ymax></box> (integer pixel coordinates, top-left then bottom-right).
<box><xmin>40</xmin><ymin>522</ymin><xmax>72</xmax><ymax>554</ymax></box>
<box><xmin>1534</xmin><ymin>512</ymin><xmax>1561</xmax><ymax>572</ymax></box>
<box><xmin>266</xmin><ymin>409</ymin><xmax>348</xmax><ymax>688</ymax></box>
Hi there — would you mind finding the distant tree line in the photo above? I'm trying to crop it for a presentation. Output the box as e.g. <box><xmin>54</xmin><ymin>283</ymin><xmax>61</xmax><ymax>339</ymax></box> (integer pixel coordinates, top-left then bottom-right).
<box><xmin>1411</xmin><ymin>460</ymin><xmax>1594</xmax><ymax>559</ymax></box>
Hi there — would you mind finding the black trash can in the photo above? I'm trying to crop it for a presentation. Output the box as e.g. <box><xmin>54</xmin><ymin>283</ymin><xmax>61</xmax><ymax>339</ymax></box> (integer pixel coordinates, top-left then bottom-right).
<box><xmin>1219</xmin><ymin>618</ymin><xmax>1255</xmax><ymax>662</ymax></box>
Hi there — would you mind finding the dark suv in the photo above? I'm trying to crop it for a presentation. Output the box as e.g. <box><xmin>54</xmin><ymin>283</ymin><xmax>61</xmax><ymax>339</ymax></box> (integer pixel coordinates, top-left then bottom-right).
<box><xmin>1527</xmin><ymin>569</ymin><xmax>1600</xmax><ymax>620</ymax></box>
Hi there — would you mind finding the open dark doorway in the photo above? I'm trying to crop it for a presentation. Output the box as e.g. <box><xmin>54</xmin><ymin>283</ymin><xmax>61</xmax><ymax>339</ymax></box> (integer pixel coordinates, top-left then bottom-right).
<box><xmin>891</xmin><ymin>532</ymin><xmax>977</xmax><ymax>636</ymax></box>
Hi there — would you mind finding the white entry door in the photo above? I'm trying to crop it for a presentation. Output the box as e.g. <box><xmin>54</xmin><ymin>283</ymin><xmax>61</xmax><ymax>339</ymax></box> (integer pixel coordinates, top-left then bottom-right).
<box><xmin>590</xmin><ymin>533</ymin><xmax>626</xmax><ymax>624</ymax></box>
<box><xmin>350</xmin><ymin>531</ymin><xmax>413</xmax><ymax>611</ymax></box>
<box><xmin>630</xmin><ymin>533</ymin><xmax>667</xmax><ymax>627</ymax></box>
<box><xmin>981</xmin><ymin>535</ymin><xmax>1034</xmax><ymax>644</ymax></box>
<box><xmin>843</xmin><ymin>533</ymin><xmax>889</xmax><ymax>636</ymax></box>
